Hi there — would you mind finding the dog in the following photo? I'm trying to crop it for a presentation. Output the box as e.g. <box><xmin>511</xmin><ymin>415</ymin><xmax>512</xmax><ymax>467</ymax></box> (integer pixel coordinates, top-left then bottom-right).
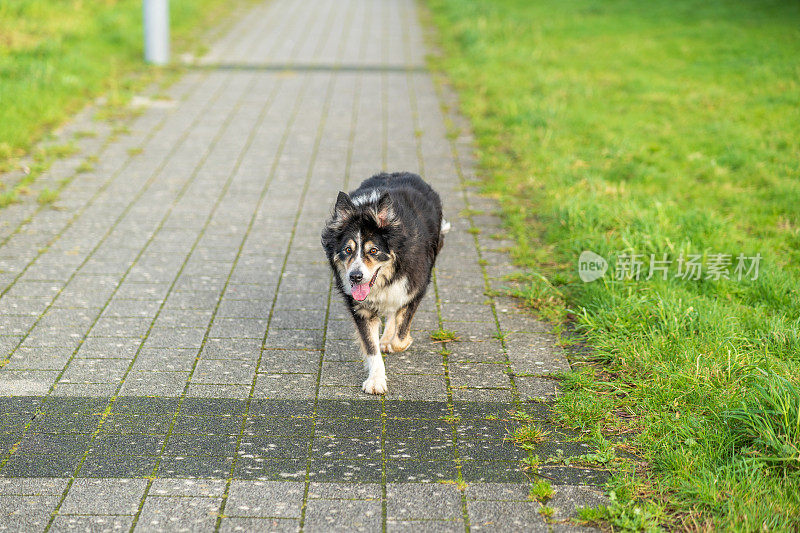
<box><xmin>321</xmin><ymin>172</ymin><xmax>449</xmax><ymax>394</ymax></box>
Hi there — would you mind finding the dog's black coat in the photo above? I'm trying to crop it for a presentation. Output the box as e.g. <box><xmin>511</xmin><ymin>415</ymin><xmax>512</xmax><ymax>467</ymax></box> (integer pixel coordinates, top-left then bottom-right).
<box><xmin>321</xmin><ymin>172</ymin><xmax>445</xmax><ymax>361</ymax></box>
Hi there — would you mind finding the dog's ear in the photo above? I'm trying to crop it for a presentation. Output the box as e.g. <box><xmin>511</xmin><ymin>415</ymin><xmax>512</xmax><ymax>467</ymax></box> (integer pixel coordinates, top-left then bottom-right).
<box><xmin>375</xmin><ymin>192</ymin><xmax>397</xmax><ymax>228</ymax></box>
<box><xmin>333</xmin><ymin>191</ymin><xmax>355</xmax><ymax>220</ymax></box>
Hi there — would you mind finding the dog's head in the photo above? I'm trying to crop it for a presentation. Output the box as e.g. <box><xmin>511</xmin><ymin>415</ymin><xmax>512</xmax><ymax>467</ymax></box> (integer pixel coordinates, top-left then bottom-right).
<box><xmin>321</xmin><ymin>191</ymin><xmax>398</xmax><ymax>301</ymax></box>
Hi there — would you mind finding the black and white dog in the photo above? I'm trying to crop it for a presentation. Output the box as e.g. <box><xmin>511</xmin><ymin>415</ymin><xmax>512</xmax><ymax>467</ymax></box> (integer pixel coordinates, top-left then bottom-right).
<box><xmin>321</xmin><ymin>172</ymin><xmax>449</xmax><ymax>394</ymax></box>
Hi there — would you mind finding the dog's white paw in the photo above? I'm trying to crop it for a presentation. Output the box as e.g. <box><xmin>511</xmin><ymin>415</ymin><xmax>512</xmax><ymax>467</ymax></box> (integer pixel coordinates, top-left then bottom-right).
<box><xmin>362</xmin><ymin>374</ymin><xmax>387</xmax><ymax>395</ymax></box>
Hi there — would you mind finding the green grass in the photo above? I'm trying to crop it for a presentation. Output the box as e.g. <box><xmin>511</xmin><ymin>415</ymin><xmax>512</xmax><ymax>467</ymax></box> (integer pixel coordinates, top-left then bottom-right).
<box><xmin>507</xmin><ymin>422</ymin><xmax>550</xmax><ymax>450</ymax></box>
<box><xmin>530</xmin><ymin>480</ymin><xmax>554</xmax><ymax>503</ymax></box>
<box><xmin>0</xmin><ymin>0</ymin><xmax>250</xmax><ymax>177</ymax></box>
<box><xmin>427</xmin><ymin>0</ymin><xmax>800</xmax><ymax>529</ymax></box>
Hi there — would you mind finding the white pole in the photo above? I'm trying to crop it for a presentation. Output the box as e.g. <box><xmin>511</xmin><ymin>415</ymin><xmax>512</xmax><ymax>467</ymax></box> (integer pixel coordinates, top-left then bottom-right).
<box><xmin>143</xmin><ymin>0</ymin><xmax>169</xmax><ymax>65</ymax></box>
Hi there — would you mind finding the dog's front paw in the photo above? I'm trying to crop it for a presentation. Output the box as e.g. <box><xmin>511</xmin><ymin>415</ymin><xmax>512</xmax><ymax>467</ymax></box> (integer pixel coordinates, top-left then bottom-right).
<box><xmin>362</xmin><ymin>374</ymin><xmax>387</xmax><ymax>395</ymax></box>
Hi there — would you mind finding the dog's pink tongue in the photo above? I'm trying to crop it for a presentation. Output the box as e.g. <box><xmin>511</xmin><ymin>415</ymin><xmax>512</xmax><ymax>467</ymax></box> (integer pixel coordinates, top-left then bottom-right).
<box><xmin>351</xmin><ymin>283</ymin><xmax>371</xmax><ymax>301</ymax></box>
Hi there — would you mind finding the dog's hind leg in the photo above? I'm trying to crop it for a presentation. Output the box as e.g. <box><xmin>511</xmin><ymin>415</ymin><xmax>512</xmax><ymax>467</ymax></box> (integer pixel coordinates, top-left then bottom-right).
<box><xmin>379</xmin><ymin>314</ymin><xmax>398</xmax><ymax>353</ymax></box>
<box><xmin>390</xmin><ymin>296</ymin><xmax>422</xmax><ymax>353</ymax></box>
<box><xmin>353</xmin><ymin>311</ymin><xmax>387</xmax><ymax>395</ymax></box>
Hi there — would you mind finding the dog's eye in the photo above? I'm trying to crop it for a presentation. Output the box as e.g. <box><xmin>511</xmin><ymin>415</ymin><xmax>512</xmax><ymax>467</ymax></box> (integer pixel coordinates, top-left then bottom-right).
<box><xmin>369</xmin><ymin>247</ymin><xmax>378</xmax><ymax>256</ymax></box>
<box><xmin>344</xmin><ymin>246</ymin><xmax>352</xmax><ymax>255</ymax></box>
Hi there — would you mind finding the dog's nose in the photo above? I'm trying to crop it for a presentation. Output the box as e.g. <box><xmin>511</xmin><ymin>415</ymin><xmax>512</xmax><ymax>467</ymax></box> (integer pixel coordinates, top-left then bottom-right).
<box><xmin>349</xmin><ymin>271</ymin><xmax>363</xmax><ymax>284</ymax></box>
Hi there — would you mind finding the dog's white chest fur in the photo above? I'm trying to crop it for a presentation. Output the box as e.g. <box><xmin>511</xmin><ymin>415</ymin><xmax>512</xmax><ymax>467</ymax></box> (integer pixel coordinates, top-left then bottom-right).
<box><xmin>367</xmin><ymin>277</ymin><xmax>411</xmax><ymax>314</ymax></box>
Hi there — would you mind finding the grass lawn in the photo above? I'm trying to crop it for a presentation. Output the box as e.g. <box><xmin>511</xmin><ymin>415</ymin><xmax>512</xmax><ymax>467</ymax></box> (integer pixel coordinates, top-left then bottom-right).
<box><xmin>427</xmin><ymin>0</ymin><xmax>800</xmax><ymax>529</ymax></box>
<box><xmin>0</xmin><ymin>0</ymin><xmax>247</xmax><ymax>202</ymax></box>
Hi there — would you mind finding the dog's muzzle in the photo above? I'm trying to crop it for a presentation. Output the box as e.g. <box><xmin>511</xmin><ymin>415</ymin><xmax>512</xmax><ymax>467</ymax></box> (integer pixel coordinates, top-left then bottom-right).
<box><xmin>351</xmin><ymin>268</ymin><xmax>380</xmax><ymax>301</ymax></box>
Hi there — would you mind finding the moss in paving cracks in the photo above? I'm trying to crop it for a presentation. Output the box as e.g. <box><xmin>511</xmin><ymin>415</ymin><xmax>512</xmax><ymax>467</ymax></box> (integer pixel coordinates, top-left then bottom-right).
<box><xmin>430</xmin><ymin>328</ymin><xmax>459</xmax><ymax>342</ymax></box>
<box><xmin>427</xmin><ymin>0</ymin><xmax>800</xmax><ymax>527</ymax></box>
<box><xmin>539</xmin><ymin>505</ymin><xmax>554</xmax><ymax>521</ymax></box>
<box><xmin>36</xmin><ymin>187</ymin><xmax>59</xmax><ymax>205</ymax></box>
<box><xmin>0</xmin><ymin>142</ymin><xmax>77</xmax><ymax>207</ymax></box>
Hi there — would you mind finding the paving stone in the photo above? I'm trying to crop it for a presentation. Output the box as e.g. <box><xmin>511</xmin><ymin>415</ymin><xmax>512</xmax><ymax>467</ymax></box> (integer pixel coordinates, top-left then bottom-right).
<box><xmin>59</xmin><ymin>357</ymin><xmax>130</xmax><ymax>383</ymax></box>
<box><xmin>311</xmin><ymin>437</ymin><xmax>381</xmax><ymax>460</ymax></box>
<box><xmin>193</xmin><ymin>359</ymin><xmax>256</xmax><ymax>384</ymax></box>
<box><xmin>112</xmin><ymin>396</ymin><xmax>180</xmax><ymax>414</ymax></box>
<box><xmin>252</xmin><ymin>373</ymin><xmax>316</xmax><ymax>399</ymax></box>
<box><xmin>450</xmin><ymin>388</ymin><xmax>514</xmax><ymax>403</ymax></box>
<box><xmin>0</xmin><ymin>477</ymin><xmax>69</xmax><ymax>495</ymax></box>
<box><xmin>78</xmin><ymin>455</ymin><xmax>158</xmax><ymax>478</ymax></box>
<box><xmin>386</xmin><ymin>519</ymin><xmax>465</xmax><ymax>533</ymax></box>
<box><xmin>467</xmin><ymin>500</ymin><xmax>548</xmax><ymax>532</ymax></box>
<box><xmin>164</xmin><ymin>434</ymin><xmax>238</xmax><ymax>456</ymax></box>
<box><xmin>145</xmin><ymin>327</ymin><xmax>207</xmax><ymax>349</ymax></box>
<box><xmin>90</xmin><ymin>434</ymin><xmax>165</xmax><ymax>456</ymax></box>
<box><xmin>516</xmin><ymin>376</ymin><xmax>560</xmax><ymax>400</ymax></box>
<box><xmin>102</xmin><ymin>298</ymin><xmax>162</xmax><ymax>318</ymax></box>
<box><xmin>218</xmin><ymin>517</ymin><xmax>300</xmax><ymax>532</ymax></box>
<box><xmin>386</xmin><ymin>438</ymin><xmax>455</xmax><ymax>462</ymax></box>
<box><xmin>100</xmin><ymin>414</ymin><xmax>171</xmax><ymax>435</ymax></box>
<box><xmin>547</xmin><ymin>484</ymin><xmax>608</xmax><ymax>520</ymax></box>
<box><xmin>49</xmin><ymin>515</ymin><xmax>134</xmax><ymax>531</ymax></box>
<box><xmin>386</xmin><ymin>483</ymin><xmax>462</xmax><ymax>520</ymax></box>
<box><xmin>3</xmin><ymin>453</ymin><xmax>81</xmax><ymax>477</ymax></box>
<box><xmin>216</xmin><ymin>299</ymin><xmax>272</xmax><ymax>319</ymax></box>
<box><xmin>201</xmin><ymin>338</ymin><xmax>262</xmax><ymax>359</ymax></box>
<box><xmin>77</xmin><ymin>337</ymin><xmax>141</xmax><ymax>358</ymax></box>
<box><xmin>158</xmin><ymin>455</ymin><xmax>235</xmax><ymax>478</ymax></box>
<box><xmin>538</xmin><ymin>466</ymin><xmax>611</xmax><ymax>486</ymax></box>
<box><xmin>4</xmin><ymin>349</ymin><xmax>71</xmax><ymax>370</ymax></box>
<box><xmin>303</xmin><ymin>499</ymin><xmax>382</xmax><ymax>532</ymax></box>
<box><xmin>210</xmin><ymin>318</ymin><xmax>267</xmax><ymax>339</ymax></box>
<box><xmin>130</xmin><ymin>348</ymin><xmax>197</xmax><ymax>372</ymax></box>
<box><xmin>225</xmin><ymin>480</ymin><xmax>304</xmax><ymax>518</ymax></box>
<box><xmin>118</xmin><ymin>371</ymin><xmax>189</xmax><ymax>396</ymax></box>
<box><xmin>29</xmin><ymin>413</ymin><xmax>101</xmax><ymax>434</ymax></box>
<box><xmin>233</xmin><ymin>457</ymin><xmax>307</xmax><ymax>480</ymax></box>
<box><xmin>464</xmin><ymin>483</ymin><xmax>530</xmax><ymax>501</ymax></box>
<box><xmin>384</xmin><ymin>374</ymin><xmax>448</xmax><ymax>401</ymax></box>
<box><xmin>307</xmin><ymin>482</ymin><xmax>381</xmax><ymax>500</ymax></box>
<box><xmin>449</xmin><ymin>362</ymin><xmax>511</xmax><ymax>389</ymax></box>
<box><xmin>155</xmin><ymin>309</ymin><xmax>214</xmax><ymax>329</ymax></box>
<box><xmin>385</xmin><ymin>460</ymin><xmax>458</xmax><ymax>483</ymax></box>
<box><xmin>458</xmin><ymin>439</ymin><xmax>526</xmax><ymax>462</ymax></box>
<box><xmin>91</xmin><ymin>317</ymin><xmax>152</xmax><ymax>338</ymax></box>
<box><xmin>0</xmin><ymin>494</ymin><xmax>61</xmax><ymax>519</ymax></box>
<box><xmin>460</xmin><ymin>461</ymin><xmax>531</xmax><ymax>483</ymax></box>
<box><xmin>451</xmin><ymin>401</ymin><xmax>517</xmax><ymax>422</ymax></box>
<box><xmin>239</xmin><ymin>435</ymin><xmax>309</xmax><ymax>459</ymax></box>
<box><xmin>264</xmin><ymin>328</ymin><xmax>324</xmax><ymax>350</ymax></box>
<box><xmin>61</xmin><ymin>478</ymin><xmax>147</xmax><ymax>514</ymax></box>
<box><xmin>149</xmin><ymin>478</ymin><xmax>227</xmax><ymax>497</ymax></box>
<box><xmin>52</xmin><ymin>382</ymin><xmax>119</xmax><ymax>396</ymax></box>
<box><xmin>137</xmin><ymin>496</ymin><xmax>222</xmax><ymax>531</ymax></box>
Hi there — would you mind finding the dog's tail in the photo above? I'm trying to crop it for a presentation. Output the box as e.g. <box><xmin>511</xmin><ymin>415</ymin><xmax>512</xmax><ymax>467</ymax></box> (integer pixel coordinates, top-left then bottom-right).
<box><xmin>437</xmin><ymin>219</ymin><xmax>451</xmax><ymax>254</ymax></box>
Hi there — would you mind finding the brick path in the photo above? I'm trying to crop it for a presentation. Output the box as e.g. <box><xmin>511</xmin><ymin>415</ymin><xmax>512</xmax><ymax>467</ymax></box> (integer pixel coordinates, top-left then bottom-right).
<box><xmin>0</xmin><ymin>0</ymin><xmax>605</xmax><ymax>530</ymax></box>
